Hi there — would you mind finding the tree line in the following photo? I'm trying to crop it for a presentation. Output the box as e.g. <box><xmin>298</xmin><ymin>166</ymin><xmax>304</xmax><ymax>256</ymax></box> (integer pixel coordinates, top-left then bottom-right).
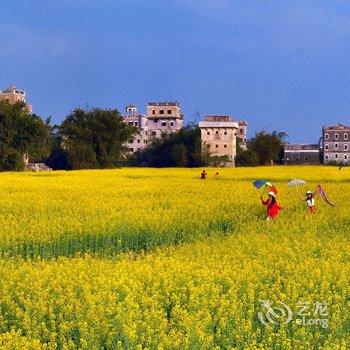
<box><xmin>0</xmin><ymin>100</ymin><xmax>286</xmax><ymax>171</ymax></box>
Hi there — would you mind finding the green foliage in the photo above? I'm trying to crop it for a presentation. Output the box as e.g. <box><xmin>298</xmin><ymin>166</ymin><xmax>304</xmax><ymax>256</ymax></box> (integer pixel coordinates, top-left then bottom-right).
<box><xmin>59</xmin><ymin>108</ymin><xmax>136</xmax><ymax>169</ymax></box>
<box><xmin>249</xmin><ymin>130</ymin><xmax>286</xmax><ymax>165</ymax></box>
<box><xmin>131</xmin><ymin>127</ymin><xmax>205</xmax><ymax>167</ymax></box>
<box><xmin>0</xmin><ymin>100</ymin><xmax>49</xmax><ymax>171</ymax></box>
<box><xmin>236</xmin><ymin>130</ymin><xmax>286</xmax><ymax>166</ymax></box>
<box><xmin>170</xmin><ymin>143</ymin><xmax>188</xmax><ymax>167</ymax></box>
<box><xmin>208</xmin><ymin>155</ymin><xmax>232</xmax><ymax>167</ymax></box>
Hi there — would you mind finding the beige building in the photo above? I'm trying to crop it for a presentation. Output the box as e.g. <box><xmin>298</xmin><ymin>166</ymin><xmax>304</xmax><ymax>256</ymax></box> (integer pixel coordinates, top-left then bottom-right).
<box><xmin>0</xmin><ymin>85</ymin><xmax>32</xmax><ymax>111</ymax></box>
<box><xmin>147</xmin><ymin>101</ymin><xmax>183</xmax><ymax>140</ymax></box>
<box><xmin>322</xmin><ymin>124</ymin><xmax>350</xmax><ymax>164</ymax></box>
<box><xmin>237</xmin><ymin>120</ymin><xmax>248</xmax><ymax>150</ymax></box>
<box><xmin>199</xmin><ymin>115</ymin><xmax>239</xmax><ymax>166</ymax></box>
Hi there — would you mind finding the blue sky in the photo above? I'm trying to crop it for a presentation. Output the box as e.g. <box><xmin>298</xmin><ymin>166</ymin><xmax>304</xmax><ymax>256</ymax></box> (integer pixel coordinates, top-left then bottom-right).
<box><xmin>1</xmin><ymin>0</ymin><xmax>350</xmax><ymax>142</ymax></box>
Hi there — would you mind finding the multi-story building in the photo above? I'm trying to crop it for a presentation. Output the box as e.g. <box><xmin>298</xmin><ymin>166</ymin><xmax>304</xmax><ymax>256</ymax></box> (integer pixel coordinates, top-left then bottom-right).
<box><xmin>199</xmin><ymin>115</ymin><xmax>239</xmax><ymax>166</ymax></box>
<box><xmin>236</xmin><ymin>120</ymin><xmax>248</xmax><ymax>150</ymax></box>
<box><xmin>123</xmin><ymin>101</ymin><xmax>184</xmax><ymax>153</ymax></box>
<box><xmin>322</xmin><ymin>124</ymin><xmax>350</xmax><ymax>164</ymax></box>
<box><xmin>0</xmin><ymin>85</ymin><xmax>32</xmax><ymax>111</ymax></box>
<box><xmin>284</xmin><ymin>143</ymin><xmax>320</xmax><ymax>164</ymax></box>
<box><xmin>124</xmin><ymin>105</ymin><xmax>148</xmax><ymax>153</ymax></box>
<box><xmin>147</xmin><ymin>102</ymin><xmax>183</xmax><ymax>140</ymax></box>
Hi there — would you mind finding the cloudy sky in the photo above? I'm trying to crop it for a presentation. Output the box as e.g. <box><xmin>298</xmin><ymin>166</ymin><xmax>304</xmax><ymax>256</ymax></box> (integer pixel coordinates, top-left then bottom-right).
<box><xmin>1</xmin><ymin>0</ymin><xmax>350</xmax><ymax>142</ymax></box>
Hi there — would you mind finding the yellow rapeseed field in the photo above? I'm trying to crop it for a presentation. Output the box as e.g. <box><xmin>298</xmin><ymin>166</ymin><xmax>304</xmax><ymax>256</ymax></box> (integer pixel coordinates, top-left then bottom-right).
<box><xmin>0</xmin><ymin>166</ymin><xmax>349</xmax><ymax>349</ymax></box>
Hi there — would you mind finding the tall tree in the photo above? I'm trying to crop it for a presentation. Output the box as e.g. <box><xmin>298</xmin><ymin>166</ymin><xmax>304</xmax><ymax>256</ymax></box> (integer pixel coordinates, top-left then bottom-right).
<box><xmin>0</xmin><ymin>100</ymin><xmax>49</xmax><ymax>171</ymax></box>
<box><xmin>249</xmin><ymin>130</ymin><xmax>286</xmax><ymax>165</ymax></box>
<box><xmin>59</xmin><ymin>108</ymin><xmax>135</xmax><ymax>169</ymax></box>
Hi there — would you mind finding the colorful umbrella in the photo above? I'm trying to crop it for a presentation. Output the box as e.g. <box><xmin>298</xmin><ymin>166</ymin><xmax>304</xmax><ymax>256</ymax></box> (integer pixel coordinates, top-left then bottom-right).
<box><xmin>253</xmin><ymin>179</ymin><xmax>268</xmax><ymax>189</ymax></box>
<box><xmin>253</xmin><ymin>180</ymin><xmax>278</xmax><ymax>195</ymax></box>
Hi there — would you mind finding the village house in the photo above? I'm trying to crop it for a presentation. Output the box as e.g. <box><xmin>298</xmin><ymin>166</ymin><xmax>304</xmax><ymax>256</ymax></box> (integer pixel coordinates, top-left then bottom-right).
<box><xmin>124</xmin><ymin>101</ymin><xmax>184</xmax><ymax>153</ymax></box>
<box><xmin>284</xmin><ymin>143</ymin><xmax>320</xmax><ymax>164</ymax></box>
<box><xmin>0</xmin><ymin>85</ymin><xmax>32</xmax><ymax>112</ymax></box>
<box><xmin>322</xmin><ymin>124</ymin><xmax>350</xmax><ymax>164</ymax></box>
<box><xmin>199</xmin><ymin>115</ymin><xmax>242</xmax><ymax>166</ymax></box>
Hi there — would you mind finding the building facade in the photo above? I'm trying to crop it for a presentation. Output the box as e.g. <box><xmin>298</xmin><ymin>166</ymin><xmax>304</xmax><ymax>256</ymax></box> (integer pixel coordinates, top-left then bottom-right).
<box><xmin>236</xmin><ymin>120</ymin><xmax>248</xmax><ymax>150</ymax></box>
<box><xmin>124</xmin><ymin>101</ymin><xmax>184</xmax><ymax>153</ymax></box>
<box><xmin>124</xmin><ymin>105</ymin><xmax>148</xmax><ymax>153</ymax></box>
<box><xmin>146</xmin><ymin>102</ymin><xmax>183</xmax><ymax>140</ymax></box>
<box><xmin>199</xmin><ymin>115</ymin><xmax>239</xmax><ymax>166</ymax></box>
<box><xmin>284</xmin><ymin>144</ymin><xmax>320</xmax><ymax>164</ymax></box>
<box><xmin>0</xmin><ymin>85</ymin><xmax>32</xmax><ymax>111</ymax></box>
<box><xmin>322</xmin><ymin>124</ymin><xmax>350</xmax><ymax>164</ymax></box>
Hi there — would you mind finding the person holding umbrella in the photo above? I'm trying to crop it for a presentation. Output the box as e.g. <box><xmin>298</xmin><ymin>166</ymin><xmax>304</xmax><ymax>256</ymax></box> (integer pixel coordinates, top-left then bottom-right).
<box><xmin>260</xmin><ymin>191</ymin><xmax>283</xmax><ymax>221</ymax></box>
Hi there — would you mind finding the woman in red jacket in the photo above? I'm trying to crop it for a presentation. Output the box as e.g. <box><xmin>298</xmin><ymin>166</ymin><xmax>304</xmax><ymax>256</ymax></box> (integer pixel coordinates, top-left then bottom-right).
<box><xmin>261</xmin><ymin>191</ymin><xmax>283</xmax><ymax>221</ymax></box>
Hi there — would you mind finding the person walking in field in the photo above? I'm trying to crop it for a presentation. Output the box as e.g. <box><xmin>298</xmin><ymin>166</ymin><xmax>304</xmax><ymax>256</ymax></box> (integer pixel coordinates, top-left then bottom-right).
<box><xmin>260</xmin><ymin>191</ymin><xmax>283</xmax><ymax>221</ymax></box>
<box><xmin>300</xmin><ymin>190</ymin><xmax>316</xmax><ymax>213</ymax></box>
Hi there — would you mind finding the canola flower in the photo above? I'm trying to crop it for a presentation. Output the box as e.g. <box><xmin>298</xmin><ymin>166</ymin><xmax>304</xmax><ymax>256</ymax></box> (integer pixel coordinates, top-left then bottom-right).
<box><xmin>0</xmin><ymin>166</ymin><xmax>348</xmax><ymax>349</ymax></box>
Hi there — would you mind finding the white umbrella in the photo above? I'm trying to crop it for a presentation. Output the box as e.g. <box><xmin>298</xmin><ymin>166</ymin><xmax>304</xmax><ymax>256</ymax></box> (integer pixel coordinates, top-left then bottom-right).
<box><xmin>287</xmin><ymin>179</ymin><xmax>307</xmax><ymax>187</ymax></box>
<box><xmin>288</xmin><ymin>179</ymin><xmax>307</xmax><ymax>195</ymax></box>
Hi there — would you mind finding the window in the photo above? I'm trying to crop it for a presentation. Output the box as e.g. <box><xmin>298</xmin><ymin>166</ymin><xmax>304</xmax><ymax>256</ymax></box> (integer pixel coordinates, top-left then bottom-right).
<box><xmin>144</xmin><ymin>140</ymin><xmax>147</xmax><ymax>144</ymax></box>
<box><xmin>215</xmin><ymin>130</ymin><xmax>219</xmax><ymax>134</ymax></box>
<box><xmin>325</xmin><ymin>133</ymin><xmax>329</xmax><ymax>140</ymax></box>
<box><xmin>325</xmin><ymin>144</ymin><xmax>329</xmax><ymax>150</ymax></box>
<box><xmin>206</xmin><ymin>144</ymin><xmax>210</xmax><ymax>149</ymax></box>
<box><xmin>137</xmin><ymin>131</ymin><xmax>140</xmax><ymax>135</ymax></box>
<box><xmin>153</xmin><ymin>119</ymin><xmax>158</xmax><ymax>123</ymax></box>
<box><xmin>344</xmin><ymin>144</ymin><xmax>348</xmax><ymax>151</ymax></box>
<box><xmin>224</xmin><ymin>131</ymin><xmax>227</xmax><ymax>135</ymax></box>
<box><xmin>160</xmin><ymin>109</ymin><xmax>164</xmax><ymax>115</ymax></box>
<box><xmin>345</xmin><ymin>133</ymin><xmax>348</xmax><ymax>140</ymax></box>
<box><xmin>152</xmin><ymin>109</ymin><xmax>155</xmax><ymax>115</ymax></box>
<box><xmin>128</xmin><ymin>122</ymin><xmax>133</xmax><ymax>126</ymax></box>
<box><xmin>152</xmin><ymin>131</ymin><xmax>156</xmax><ymax>136</ymax></box>
<box><xmin>335</xmin><ymin>143</ymin><xmax>338</xmax><ymax>149</ymax></box>
<box><xmin>345</xmin><ymin>155</ymin><xmax>348</xmax><ymax>160</ymax></box>
<box><xmin>335</xmin><ymin>153</ymin><xmax>338</xmax><ymax>159</ymax></box>
<box><xmin>207</xmin><ymin>132</ymin><xmax>210</xmax><ymax>135</ymax></box>
<box><xmin>129</xmin><ymin>148</ymin><xmax>133</xmax><ymax>152</ymax></box>
<box><xmin>335</xmin><ymin>133</ymin><xmax>339</xmax><ymax>140</ymax></box>
<box><xmin>137</xmin><ymin>139</ymin><xmax>140</xmax><ymax>143</ymax></box>
<box><xmin>240</xmin><ymin>129</ymin><xmax>243</xmax><ymax>133</ymax></box>
<box><xmin>325</xmin><ymin>155</ymin><xmax>329</xmax><ymax>160</ymax></box>
<box><xmin>224</xmin><ymin>144</ymin><xmax>227</xmax><ymax>148</ymax></box>
<box><xmin>167</xmin><ymin>109</ymin><xmax>172</xmax><ymax>114</ymax></box>
<box><xmin>170</xmin><ymin>122</ymin><xmax>174</xmax><ymax>126</ymax></box>
<box><xmin>134</xmin><ymin>122</ymin><xmax>138</xmax><ymax>126</ymax></box>
<box><xmin>215</xmin><ymin>145</ymin><xmax>219</xmax><ymax>148</ymax></box>
<box><xmin>161</xmin><ymin>122</ymin><xmax>166</xmax><ymax>127</ymax></box>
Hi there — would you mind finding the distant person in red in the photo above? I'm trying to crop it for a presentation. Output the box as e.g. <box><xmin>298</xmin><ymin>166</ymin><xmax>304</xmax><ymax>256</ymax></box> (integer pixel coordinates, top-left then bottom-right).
<box><xmin>200</xmin><ymin>170</ymin><xmax>207</xmax><ymax>179</ymax></box>
<box><xmin>261</xmin><ymin>191</ymin><xmax>283</xmax><ymax>220</ymax></box>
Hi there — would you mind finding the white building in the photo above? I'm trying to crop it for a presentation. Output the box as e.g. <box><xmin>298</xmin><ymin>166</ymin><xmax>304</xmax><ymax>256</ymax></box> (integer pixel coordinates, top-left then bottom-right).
<box><xmin>124</xmin><ymin>101</ymin><xmax>184</xmax><ymax>153</ymax></box>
